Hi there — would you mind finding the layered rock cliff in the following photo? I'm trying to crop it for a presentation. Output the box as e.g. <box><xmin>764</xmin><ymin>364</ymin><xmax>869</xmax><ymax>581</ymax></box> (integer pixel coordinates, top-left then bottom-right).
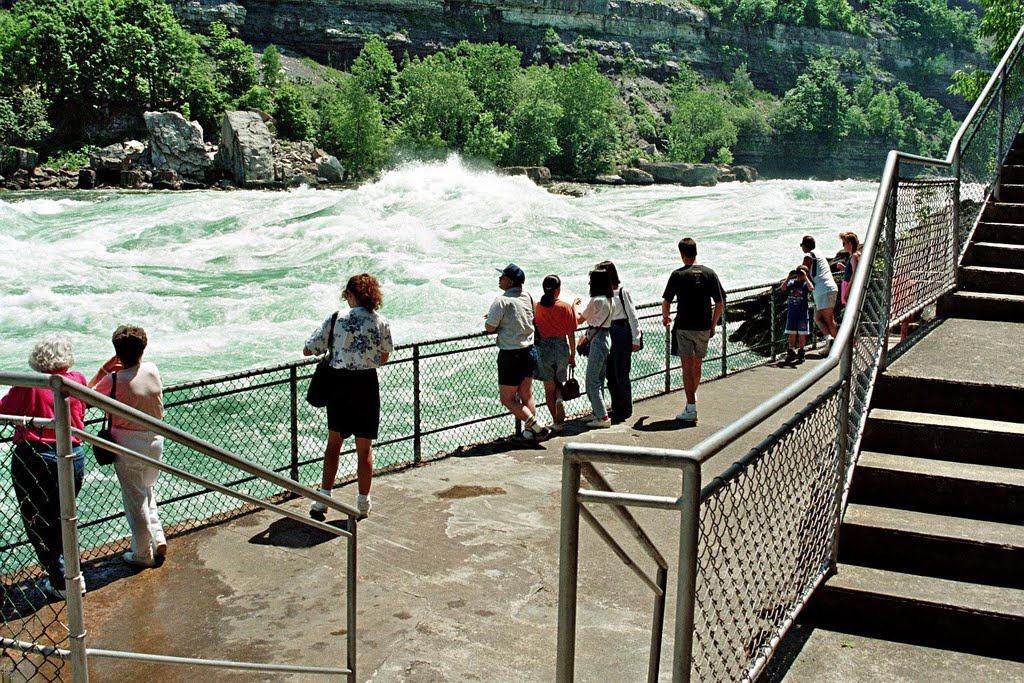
<box><xmin>171</xmin><ymin>0</ymin><xmax>984</xmax><ymax>115</ymax></box>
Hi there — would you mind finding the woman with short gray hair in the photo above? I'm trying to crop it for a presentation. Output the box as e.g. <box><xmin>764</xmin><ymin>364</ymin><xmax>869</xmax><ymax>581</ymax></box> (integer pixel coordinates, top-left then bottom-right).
<box><xmin>0</xmin><ymin>333</ymin><xmax>88</xmax><ymax>600</ymax></box>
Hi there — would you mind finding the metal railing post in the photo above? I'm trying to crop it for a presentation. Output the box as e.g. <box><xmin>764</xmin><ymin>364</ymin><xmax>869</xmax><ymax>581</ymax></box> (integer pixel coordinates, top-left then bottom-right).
<box><xmin>555</xmin><ymin>453</ymin><xmax>582</xmax><ymax>683</ymax></box>
<box><xmin>289</xmin><ymin>367</ymin><xmax>299</xmax><ymax>481</ymax></box>
<box><xmin>671</xmin><ymin>460</ymin><xmax>701</xmax><ymax>683</ymax></box>
<box><xmin>51</xmin><ymin>380</ymin><xmax>88</xmax><ymax>683</ymax></box>
<box><xmin>952</xmin><ymin>144</ymin><xmax>962</xmax><ymax>282</ymax></box>
<box><xmin>769</xmin><ymin>291</ymin><xmax>778</xmax><ymax>362</ymax></box>
<box><xmin>648</xmin><ymin>566</ymin><xmax>668</xmax><ymax>683</ymax></box>
<box><xmin>720</xmin><ymin>308</ymin><xmax>728</xmax><ymax>378</ymax></box>
<box><xmin>880</xmin><ymin>184</ymin><xmax>898</xmax><ymax>371</ymax></box>
<box><xmin>413</xmin><ymin>345</ymin><xmax>422</xmax><ymax>465</ymax></box>
<box><xmin>664</xmin><ymin>324</ymin><xmax>672</xmax><ymax>394</ymax></box>
<box><xmin>996</xmin><ymin>66</ymin><xmax>1007</xmax><ymax>201</ymax></box>
<box><xmin>346</xmin><ymin>514</ymin><xmax>358</xmax><ymax>683</ymax></box>
<box><xmin>830</xmin><ymin>338</ymin><xmax>856</xmax><ymax>571</ymax></box>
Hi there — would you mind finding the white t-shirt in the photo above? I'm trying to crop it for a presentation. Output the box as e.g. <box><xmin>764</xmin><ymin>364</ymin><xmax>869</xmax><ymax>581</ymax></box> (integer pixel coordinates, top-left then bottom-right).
<box><xmin>581</xmin><ymin>296</ymin><xmax>615</xmax><ymax>328</ymax></box>
<box><xmin>94</xmin><ymin>362</ymin><xmax>163</xmax><ymax>431</ymax></box>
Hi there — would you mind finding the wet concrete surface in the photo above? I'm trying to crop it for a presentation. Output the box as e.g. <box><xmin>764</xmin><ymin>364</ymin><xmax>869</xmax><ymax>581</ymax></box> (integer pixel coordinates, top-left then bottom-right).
<box><xmin>72</xmin><ymin>359</ymin><xmax>836</xmax><ymax>682</ymax></box>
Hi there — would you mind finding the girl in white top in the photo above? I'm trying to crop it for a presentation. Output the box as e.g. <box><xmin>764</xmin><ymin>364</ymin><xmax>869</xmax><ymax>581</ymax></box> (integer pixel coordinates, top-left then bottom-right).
<box><xmin>89</xmin><ymin>325</ymin><xmax>166</xmax><ymax>568</ymax></box>
<box><xmin>576</xmin><ymin>268</ymin><xmax>616</xmax><ymax>427</ymax></box>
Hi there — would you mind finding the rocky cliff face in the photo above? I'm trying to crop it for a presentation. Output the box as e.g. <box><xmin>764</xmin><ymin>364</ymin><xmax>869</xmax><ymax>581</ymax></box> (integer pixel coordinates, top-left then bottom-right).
<box><xmin>171</xmin><ymin>0</ymin><xmax>984</xmax><ymax>115</ymax></box>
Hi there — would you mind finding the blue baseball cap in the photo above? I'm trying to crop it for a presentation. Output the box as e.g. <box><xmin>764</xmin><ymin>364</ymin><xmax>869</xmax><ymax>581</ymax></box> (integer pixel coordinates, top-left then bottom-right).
<box><xmin>496</xmin><ymin>263</ymin><xmax>526</xmax><ymax>285</ymax></box>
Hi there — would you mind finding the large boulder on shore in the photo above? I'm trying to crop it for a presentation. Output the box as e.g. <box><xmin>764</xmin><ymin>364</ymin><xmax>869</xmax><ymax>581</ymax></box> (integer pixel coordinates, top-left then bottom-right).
<box><xmin>219</xmin><ymin>111</ymin><xmax>273</xmax><ymax>185</ymax></box>
<box><xmin>144</xmin><ymin>111</ymin><xmax>209</xmax><ymax>179</ymax></box>
<box><xmin>620</xmin><ymin>167</ymin><xmax>655</xmax><ymax>185</ymax></box>
<box><xmin>316</xmin><ymin>155</ymin><xmax>345</xmax><ymax>183</ymax></box>
<box><xmin>636</xmin><ymin>162</ymin><xmax>720</xmax><ymax>186</ymax></box>
<box><xmin>502</xmin><ymin>166</ymin><xmax>551</xmax><ymax>184</ymax></box>
<box><xmin>89</xmin><ymin>141</ymin><xmax>147</xmax><ymax>173</ymax></box>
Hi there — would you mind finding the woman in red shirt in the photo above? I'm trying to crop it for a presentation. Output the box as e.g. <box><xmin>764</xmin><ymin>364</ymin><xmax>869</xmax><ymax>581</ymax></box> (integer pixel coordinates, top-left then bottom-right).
<box><xmin>533</xmin><ymin>275</ymin><xmax>579</xmax><ymax>431</ymax></box>
<box><xmin>0</xmin><ymin>333</ymin><xmax>87</xmax><ymax>600</ymax></box>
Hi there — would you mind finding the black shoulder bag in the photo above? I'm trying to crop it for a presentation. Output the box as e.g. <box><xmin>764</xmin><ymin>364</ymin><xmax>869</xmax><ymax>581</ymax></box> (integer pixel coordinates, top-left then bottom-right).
<box><xmin>93</xmin><ymin>372</ymin><xmax>118</xmax><ymax>466</ymax></box>
<box><xmin>306</xmin><ymin>311</ymin><xmax>340</xmax><ymax>408</ymax></box>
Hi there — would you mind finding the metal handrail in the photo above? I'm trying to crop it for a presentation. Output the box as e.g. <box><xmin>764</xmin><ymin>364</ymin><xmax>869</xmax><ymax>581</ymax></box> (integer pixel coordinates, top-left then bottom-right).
<box><xmin>0</xmin><ymin>371</ymin><xmax>359</xmax><ymax>681</ymax></box>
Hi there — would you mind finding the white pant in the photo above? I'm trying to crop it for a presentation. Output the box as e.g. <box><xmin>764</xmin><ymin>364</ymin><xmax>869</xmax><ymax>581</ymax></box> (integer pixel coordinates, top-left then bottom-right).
<box><xmin>112</xmin><ymin>427</ymin><xmax>166</xmax><ymax>560</ymax></box>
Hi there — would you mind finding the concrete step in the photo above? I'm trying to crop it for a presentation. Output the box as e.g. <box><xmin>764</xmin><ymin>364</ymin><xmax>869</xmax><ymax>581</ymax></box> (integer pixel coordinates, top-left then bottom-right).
<box><xmin>968</xmin><ymin>241</ymin><xmax>1024</xmax><ymax>268</ymax></box>
<box><xmin>981</xmin><ymin>201</ymin><xmax>1024</xmax><ymax>224</ymax></box>
<box><xmin>765</xmin><ymin>626</ymin><xmax>1024</xmax><ymax>683</ymax></box>
<box><xmin>959</xmin><ymin>265</ymin><xmax>1024</xmax><ymax>294</ymax></box>
<box><xmin>975</xmin><ymin>221</ymin><xmax>1024</xmax><ymax>245</ymax></box>
<box><xmin>999</xmin><ymin>165</ymin><xmax>1024</xmax><ymax>185</ymax></box>
<box><xmin>850</xmin><ymin>451</ymin><xmax>1024</xmax><ymax>524</ymax></box>
<box><xmin>872</xmin><ymin>374</ymin><xmax>1024</xmax><ymax>423</ymax></box>
<box><xmin>806</xmin><ymin>564</ymin><xmax>1024</xmax><ymax>660</ymax></box>
<box><xmin>939</xmin><ymin>290</ymin><xmax>1024</xmax><ymax>322</ymax></box>
<box><xmin>862</xmin><ymin>408</ymin><xmax>1024</xmax><ymax>468</ymax></box>
<box><xmin>839</xmin><ymin>504</ymin><xmax>1024</xmax><ymax>587</ymax></box>
<box><xmin>998</xmin><ymin>183</ymin><xmax>1024</xmax><ymax>203</ymax></box>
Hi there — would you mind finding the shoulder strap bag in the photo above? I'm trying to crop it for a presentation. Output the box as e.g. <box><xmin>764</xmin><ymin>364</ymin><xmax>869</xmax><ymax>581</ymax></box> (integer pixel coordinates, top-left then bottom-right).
<box><xmin>93</xmin><ymin>372</ymin><xmax>118</xmax><ymax>466</ymax></box>
<box><xmin>306</xmin><ymin>311</ymin><xmax>340</xmax><ymax>408</ymax></box>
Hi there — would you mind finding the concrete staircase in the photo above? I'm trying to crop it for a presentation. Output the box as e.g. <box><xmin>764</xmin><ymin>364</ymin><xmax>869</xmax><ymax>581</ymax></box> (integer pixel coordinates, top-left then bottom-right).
<box><xmin>764</xmin><ymin>140</ymin><xmax>1024</xmax><ymax>681</ymax></box>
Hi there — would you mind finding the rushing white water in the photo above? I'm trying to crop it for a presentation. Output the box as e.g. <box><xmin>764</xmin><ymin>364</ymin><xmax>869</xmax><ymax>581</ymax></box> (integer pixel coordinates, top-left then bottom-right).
<box><xmin>1</xmin><ymin>157</ymin><xmax>878</xmax><ymax>382</ymax></box>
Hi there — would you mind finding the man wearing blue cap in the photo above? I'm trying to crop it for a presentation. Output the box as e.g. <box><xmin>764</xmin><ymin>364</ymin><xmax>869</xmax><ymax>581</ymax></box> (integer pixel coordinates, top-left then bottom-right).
<box><xmin>485</xmin><ymin>263</ymin><xmax>551</xmax><ymax>440</ymax></box>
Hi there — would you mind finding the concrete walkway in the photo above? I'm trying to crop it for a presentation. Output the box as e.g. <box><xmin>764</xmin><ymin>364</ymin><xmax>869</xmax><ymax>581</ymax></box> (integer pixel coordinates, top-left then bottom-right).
<box><xmin>78</xmin><ymin>358</ymin><xmax>834</xmax><ymax>682</ymax></box>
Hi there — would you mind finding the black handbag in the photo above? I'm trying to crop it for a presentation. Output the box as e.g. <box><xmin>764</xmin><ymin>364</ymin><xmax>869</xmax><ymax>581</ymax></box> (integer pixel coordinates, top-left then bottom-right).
<box><xmin>306</xmin><ymin>311</ymin><xmax>339</xmax><ymax>408</ymax></box>
<box><xmin>561</xmin><ymin>366</ymin><xmax>582</xmax><ymax>401</ymax></box>
<box><xmin>94</xmin><ymin>372</ymin><xmax>117</xmax><ymax>466</ymax></box>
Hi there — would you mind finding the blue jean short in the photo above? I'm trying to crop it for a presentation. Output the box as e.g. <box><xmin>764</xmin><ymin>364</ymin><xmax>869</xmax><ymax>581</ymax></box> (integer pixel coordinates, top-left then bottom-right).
<box><xmin>534</xmin><ymin>336</ymin><xmax>570</xmax><ymax>383</ymax></box>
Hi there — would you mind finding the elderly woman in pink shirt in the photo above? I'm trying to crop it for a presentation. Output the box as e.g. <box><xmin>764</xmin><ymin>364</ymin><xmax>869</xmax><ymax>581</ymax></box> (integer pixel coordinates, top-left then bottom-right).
<box><xmin>0</xmin><ymin>333</ymin><xmax>88</xmax><ymax>600</ymax></box>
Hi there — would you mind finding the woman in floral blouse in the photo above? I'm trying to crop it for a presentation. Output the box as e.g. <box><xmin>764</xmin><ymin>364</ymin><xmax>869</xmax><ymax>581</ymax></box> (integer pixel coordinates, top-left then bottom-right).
<box><xmin>303</xmin><ymin>274</ymin><xmax>394</xmax><ymax>520</ymax></box>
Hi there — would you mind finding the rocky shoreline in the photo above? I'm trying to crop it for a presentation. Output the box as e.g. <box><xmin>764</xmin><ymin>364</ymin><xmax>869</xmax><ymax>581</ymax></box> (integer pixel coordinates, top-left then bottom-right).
<box><xmin>1</xmin><ymin>109</ymin><xmax>759</xmax><ymax>194</ymax></box>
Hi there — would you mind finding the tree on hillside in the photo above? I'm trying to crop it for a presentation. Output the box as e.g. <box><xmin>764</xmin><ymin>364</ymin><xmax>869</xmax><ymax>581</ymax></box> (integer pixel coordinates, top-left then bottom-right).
<box><xmin>316</xmin><ymin>77</ymin><xmax>388</xmax><ymax>177</ymax></box>
<box><xmin>207</xmin><ymin>21</ymin><xmax>259</xmax><ymax>100</ymax></box>
<box><xmin>773</xmin><ymin>55</ymin><xmax>850</xmax><ymax>147</ymax></box>
<box><xmin>450</xmin><ymin>41</ymin><xmax>523</xmax><ymax>128</ymax></box>
<box><xmin>504</xmin><ymin>67</ymin><xmax>562</xmax><ymax>167</ymax></box>
<box><xmin>274</xmin><ymin>83</ymin><xmax>316</xmax><ymax>140</ymax></box>
<box><xmin>396</xmin><ymin>53</ymin><xmax>481</xmax><ymax>150</ymax></box>
<box><xmin>351</xmin><ymin>36</ymin><xmax>398</xmax><ymax>112</ymax></box>
<box><xmin>664</xmin><ymin>88</ymin><xmax>737</xmax><ymax>163</ymax></box>
<box><xmin>260</xmin><ymin>44</ymin><xmax>284</xmax><ymax>90</ymax></box>
<box><xmin>549</xmin><ymin>56</ymin><xmax>620</xmax><ymax>177</ymax></box>
<box><xmin>949</xmin><ymin>0</ymin><xmax>1024</xmax><ymax>101</ymax></box>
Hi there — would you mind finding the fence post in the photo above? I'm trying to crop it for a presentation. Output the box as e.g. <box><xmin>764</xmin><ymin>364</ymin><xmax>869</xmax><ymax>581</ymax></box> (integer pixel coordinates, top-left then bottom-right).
<box><xmin>672</xmin><ymin>459</ymin><xmax>701</xmax><ymax>683</ymax></box>
<box><xmin>664</xmin><ymin>323</ymin><xmax>672</xmax><ymax>394</ymax></box>
<box><xmin>830</xmin><ymin>340</ymin><xmax>856</xmax><ymax>571</ymax></box>
<box><xmin>952</xmin><ymin>144</ymin><xmax>962</xmax><ymax>285</ymax></box>
<box><xmin>555</xmin><ymin>452</ymin><xmax>582</xmax><ymax>683</ymax></box>
<box><xmin>770</xmin><ymin>290</ymin><xmax>778</xmax><ymax>362</ymax></box>
<box><xmin>996</xmin><ymin>66</ymin><xmax>1007</xmax><ymax>202</ymax></box>
<box><xmin>720</xmin><ymin>307</ymin><xmax>728</xmax><ymax>378</ymax></box>
<box><xmin>880</xmin><ymin>182</ymin><xmax>899</xmax><ymax>371</ymax></box>
<box><xmin>413</xmin><ymin>345</ymin><xmax>422</xmax><ymax>465</ymax></box>
<box><xmin>346</xmin><ymin>514</ymin><xmax>358</xmax><ymax>683</ymax></box>
<box><xmin>289</xmin><ymin>367</ymin><xmax>299</xmax><ymax>481</ymax></box>
<box><xmin>51</xmin><ymin>379</ymin><xmax>89</xmax><ymax>683</ymax></box>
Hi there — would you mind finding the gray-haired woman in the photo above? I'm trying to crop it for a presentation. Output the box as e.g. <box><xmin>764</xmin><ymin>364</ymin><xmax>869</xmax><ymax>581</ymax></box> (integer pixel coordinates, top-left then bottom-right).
<box><xmin>0</xmin><ymin>333</ymin><xmax>88</xmax><ymax>600</ymax></box>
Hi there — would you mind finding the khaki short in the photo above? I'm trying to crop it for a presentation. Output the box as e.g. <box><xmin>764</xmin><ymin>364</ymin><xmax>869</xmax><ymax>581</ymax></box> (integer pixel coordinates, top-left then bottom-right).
<box><xmin>675</xmin><ymin>329</ymin><xmax>711</xmax><ymax>358</ymax></box>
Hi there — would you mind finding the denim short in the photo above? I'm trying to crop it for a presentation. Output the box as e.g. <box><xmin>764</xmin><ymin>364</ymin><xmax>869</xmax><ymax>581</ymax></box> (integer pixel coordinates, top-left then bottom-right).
<box><xmin>534</xmin><ymin>337</ymin><xmax>569</xmax><ymax>384</ymax></box>
<box><xmin>497</xmin><ymin>347</ymin><xmax>536</xmax><ymax>386</ymax></box>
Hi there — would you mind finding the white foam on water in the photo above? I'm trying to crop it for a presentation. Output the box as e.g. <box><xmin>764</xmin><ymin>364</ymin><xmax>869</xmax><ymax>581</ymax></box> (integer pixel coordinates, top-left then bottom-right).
<box><xmin>0</xmin><ymin>159</ymin><xmax>878</xmax><ymax>381</ymax></box>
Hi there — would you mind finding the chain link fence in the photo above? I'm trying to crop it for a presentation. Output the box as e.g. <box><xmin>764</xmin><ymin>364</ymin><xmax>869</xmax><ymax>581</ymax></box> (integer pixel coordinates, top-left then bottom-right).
<box><xmin>692</xmin><ymin>382</ymin><xmax>842</xmax><ymax>682</ymax></box>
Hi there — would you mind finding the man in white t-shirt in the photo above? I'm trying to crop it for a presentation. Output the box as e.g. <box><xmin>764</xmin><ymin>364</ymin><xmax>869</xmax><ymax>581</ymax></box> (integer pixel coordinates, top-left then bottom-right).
<box><xmin>485</xmin><ymin>263</ymin><xmax>550</xmax><ymax>440</ymax></box>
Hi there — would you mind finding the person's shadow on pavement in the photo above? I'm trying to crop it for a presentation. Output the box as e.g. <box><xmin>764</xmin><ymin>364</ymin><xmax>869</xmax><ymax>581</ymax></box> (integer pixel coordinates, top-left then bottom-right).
<box><xmin>632</xmin><ymin>416</ymin><xmax>697</xmax><ymax>432</ymax></box>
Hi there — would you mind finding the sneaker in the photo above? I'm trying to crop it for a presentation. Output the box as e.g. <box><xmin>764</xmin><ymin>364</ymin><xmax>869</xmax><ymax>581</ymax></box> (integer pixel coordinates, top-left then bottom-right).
<box><xmin>586</xmin><ymin>416</ymin><xmax>612</xmax><ymax>428</ymax></box>
<box><xmin>154</xmin><ymin>542</ymin><xmax>168</xmax><ymax>562</ymax></box>
<box><xmin>521</xmin><ymin>427</ymin><xmax>537</xmax><ymax>441</ymax></box>
<box><xmin>532</xmin><ymin>422</ymin><xmax>552</xmax><ymax>439</ymax></box>
<box><xmin>676</xmin><ymin>406</ymin><xmax>698</xmax><ymax>423</ymax></box>
<box><xmin>123</xmin><ymin>551</ymin><xmax>156</xmax><ymax>568</ymax></box>
<box><xmin>785</xmin><ymin>348</ymin><xmax>796</xmax><ymax>364</ymax></box>
<box><xmin>42</xmin><ymin>578</ymin><xmax>66</xmax><ymax>601</ymax></box>
<box><xmin>796</xmin><ymin>347</ymin><xmax>805</xmax><ymax>363</ymax></box>
<box><xmin>357</xmin><ymin>495</ymin><xmax>371</xmax><ymax>520</ymax></box>
<box><xmin>310</xmin><ymin>487</ymin><xmax>332</xmax><ymax>514</ymax></box>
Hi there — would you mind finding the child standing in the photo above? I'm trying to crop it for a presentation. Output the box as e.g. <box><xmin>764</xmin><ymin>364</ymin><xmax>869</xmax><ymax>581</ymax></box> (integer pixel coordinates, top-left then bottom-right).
<box><xmin>780</xmin><ymin>266</ymin><xmax>814</xmax><ymax>364</ymax></box>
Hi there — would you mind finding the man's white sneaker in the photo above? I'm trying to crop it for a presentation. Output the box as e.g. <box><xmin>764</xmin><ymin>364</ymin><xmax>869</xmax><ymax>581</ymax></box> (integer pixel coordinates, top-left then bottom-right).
<box><xmin>676</xmin><ymin>406</ymin><xmax>698</xmax><ymax>423</ymax></box>
<box><xmin>310</xmin><ymin>487</ymin><xmax>331</xmax><ymax>514</ymax></box>
<box><xmin>357</xmin><ymin>495</ymin><xmax>371</xmax><ymax>520</ymax></box>
<box><xmin>586</xmin><ymin>416</ymin><xmax>612</xmax><ymax>428</ymax></box>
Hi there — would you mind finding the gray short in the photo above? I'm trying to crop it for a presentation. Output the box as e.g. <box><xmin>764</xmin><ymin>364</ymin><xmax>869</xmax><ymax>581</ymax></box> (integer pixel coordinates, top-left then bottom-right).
<box><xmin>535</xmin><ymin>336</ymin><xmax>570</xmax><ymax>383</ymax></box>
<box><xmin>676</xmin><ymin>329</ymin><xmax>710</xmax><ymax>358</ymax></box>
<box><xmin>813</xmin><ymin>288</ymin><xmax>838</xmax><ymax>311</ymax></box>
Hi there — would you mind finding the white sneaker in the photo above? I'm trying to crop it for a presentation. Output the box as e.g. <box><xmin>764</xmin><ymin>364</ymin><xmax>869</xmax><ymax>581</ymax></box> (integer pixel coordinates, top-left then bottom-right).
<box><xmin>357</xmin><ymin>495</ymin><xmax>371</xmax><ymax>520</ymax></box>
<box><xmin>310</xmin><ymin>487</ymin><xmax>331</xmax><ymax>514</ymax></box>
<box><xmin>586</xmin><ymin>416</ymin><xmax>612</xmax><ymax>428</ymax></box>
<box><xmin>676</xmin><ymin>406</ymin><xmax>698</xmax><ymax>423</ymax></box>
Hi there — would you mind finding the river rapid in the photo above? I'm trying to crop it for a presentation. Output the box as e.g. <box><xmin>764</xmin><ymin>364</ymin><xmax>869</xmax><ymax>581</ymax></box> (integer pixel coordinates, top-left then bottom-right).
<box><xmin>1</xmin><ymin>157</ymin><xmax>878</xmax><ymax>383</ymax></box>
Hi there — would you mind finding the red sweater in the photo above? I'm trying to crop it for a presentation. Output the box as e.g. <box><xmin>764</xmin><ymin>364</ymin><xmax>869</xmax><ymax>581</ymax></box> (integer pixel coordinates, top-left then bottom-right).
<box><xmin>0</xmin><ymin>370</ymin><xmax>87</xmax><ymax>445</ymax></box>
